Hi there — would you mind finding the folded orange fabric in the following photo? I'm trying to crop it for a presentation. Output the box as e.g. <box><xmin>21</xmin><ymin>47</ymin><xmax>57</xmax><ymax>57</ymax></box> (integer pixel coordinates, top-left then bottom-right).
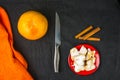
<box><xmin>0</xmin><ymin>7</ymin><xmax>33</xmax><ymax>80</ymax></box>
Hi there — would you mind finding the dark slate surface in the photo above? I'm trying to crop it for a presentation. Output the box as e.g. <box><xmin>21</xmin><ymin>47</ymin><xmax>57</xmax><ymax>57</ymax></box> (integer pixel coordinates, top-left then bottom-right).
<box><xmin>0</xmin><ymin>0</ymin><xmax>120</xmax><ymax>80</ymax></box>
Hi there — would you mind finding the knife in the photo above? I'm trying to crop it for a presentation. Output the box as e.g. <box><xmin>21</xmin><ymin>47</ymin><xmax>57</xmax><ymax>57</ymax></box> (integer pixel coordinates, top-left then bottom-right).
<box><xmin>54</xmin><ymin>12</ymin><xmax>61</xmax><ymax>73</ymax></box>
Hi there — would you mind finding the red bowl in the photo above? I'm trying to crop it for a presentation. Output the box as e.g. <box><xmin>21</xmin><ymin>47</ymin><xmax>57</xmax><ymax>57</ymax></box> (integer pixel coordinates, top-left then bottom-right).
<box><xmin>68</xmin><ymin>44</ymin><xmax>100</xmax><ymax>76</ymax></box>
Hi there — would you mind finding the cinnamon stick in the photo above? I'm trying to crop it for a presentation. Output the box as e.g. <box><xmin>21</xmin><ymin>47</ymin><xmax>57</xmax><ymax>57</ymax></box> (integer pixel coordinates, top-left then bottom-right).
<box><xmin>82</xmin><ymin>27</ymin><xmax>101</xmax><ymax>40</ymax></box>
<box><xmin>79</xmin><ymin>37</ymin><xmax>100</xmax><ymax>41</ymax></box>
<box><xmin>75</xmin><ymin>25</ymin><xmax>93</xmax><ymax>39</ymax></box>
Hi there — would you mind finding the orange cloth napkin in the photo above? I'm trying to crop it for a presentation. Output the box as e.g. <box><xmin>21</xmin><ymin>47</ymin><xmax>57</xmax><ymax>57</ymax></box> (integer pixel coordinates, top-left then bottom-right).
<box><xmin>0</xmin><ymin>7</ymin><xmax>33</xmax><ymax>80</ymax></box>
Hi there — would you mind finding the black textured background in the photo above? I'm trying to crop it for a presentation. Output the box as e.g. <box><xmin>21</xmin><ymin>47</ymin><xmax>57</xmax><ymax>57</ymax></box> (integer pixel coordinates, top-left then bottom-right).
<box><xmin>0</xmin><ymin>0</ymin><xmax>120</xmax><ymax>80</ymax></box>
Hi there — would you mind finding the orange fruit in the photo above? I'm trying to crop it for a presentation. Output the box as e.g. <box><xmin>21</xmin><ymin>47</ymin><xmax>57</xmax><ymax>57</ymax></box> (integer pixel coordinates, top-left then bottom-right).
<box><xmin>17</xmin><ymin>10</ymin><xmax>48</xmax><ymax>40</ymax></box>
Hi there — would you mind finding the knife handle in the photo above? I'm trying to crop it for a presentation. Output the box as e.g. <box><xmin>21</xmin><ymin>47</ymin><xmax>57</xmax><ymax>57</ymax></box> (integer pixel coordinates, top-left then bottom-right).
<box><xmin>54</xmin><ymin>44</ymin><xmax>60</xmax><ymax>73</ymax></box>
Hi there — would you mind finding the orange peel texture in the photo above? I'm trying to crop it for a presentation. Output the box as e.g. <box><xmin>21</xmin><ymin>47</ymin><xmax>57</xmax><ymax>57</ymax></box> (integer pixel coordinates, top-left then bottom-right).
<box><xmin>18</xmin><ymin>11</ymin><xmax>48</xmax><ymax>40</ymax></box>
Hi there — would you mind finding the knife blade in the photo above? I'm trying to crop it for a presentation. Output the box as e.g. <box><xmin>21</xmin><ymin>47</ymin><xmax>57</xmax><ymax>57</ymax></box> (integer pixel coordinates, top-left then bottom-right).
<box><xmin>54</xmin><ymin>12</ymin><xmax>61</xmax><ymax>73</ymax></box>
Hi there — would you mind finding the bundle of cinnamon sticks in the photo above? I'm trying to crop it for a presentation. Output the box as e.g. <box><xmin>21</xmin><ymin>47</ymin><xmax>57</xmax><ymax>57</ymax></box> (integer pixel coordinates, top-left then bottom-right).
<box><xmin>75</xmin><ymin>25</ymin><xmax>101</xmax><ymax>41</ymax></box>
